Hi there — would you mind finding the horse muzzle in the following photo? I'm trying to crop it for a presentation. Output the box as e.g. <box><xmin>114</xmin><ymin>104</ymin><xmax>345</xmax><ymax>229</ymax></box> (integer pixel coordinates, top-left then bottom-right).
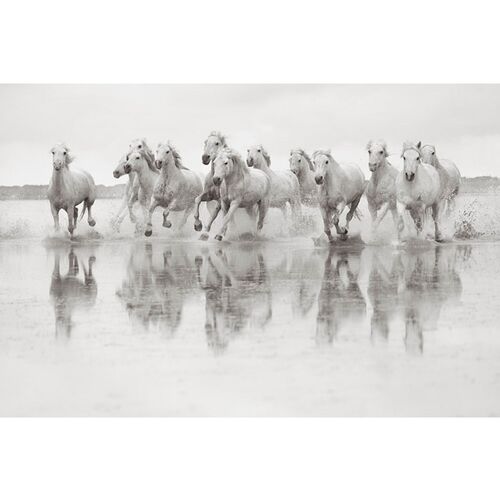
<box><xmin>246</xmin><ymin>157</ymin><xmax>254</xmax><ymax>167</ymax></box>
<box><xmin>124</xmin><ymin>164</ymin><xmax>132</xmax><ymax>174</ymax></box>
<box><xmin>213</xmin><ymin>176</ymin><xmax>222</xmax><ymax>186</ymax></box>
<box><xmin>113</xmin><ymin>169</ymin><xmax>121</xmax><ymax>179</ymax></box>
<box><xmin>369</xmin><ymin>163</ymin><xmax>378</xmax><ymax>172</ymax></box>
<box><xmin>156</xmin><ymin>160</ymin><xmax>163</xmax><ymax>169</ymax></box>
<box><xmin>202</xmin><ymin>154</ymin><xmax>211</xmax><ymax>165</ymax></box>
<box><xmin>315</xmin><ymin>175</ymin><xmax>324</xmax><ymax>185</ymax></box>
<box><xmin>405</xmin><ymin>172</ymin><xmax>415</xmax><ymax>182</ymax></box>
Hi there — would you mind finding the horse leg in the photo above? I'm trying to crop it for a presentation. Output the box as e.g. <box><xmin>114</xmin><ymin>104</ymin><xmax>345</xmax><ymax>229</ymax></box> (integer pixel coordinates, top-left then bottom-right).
<box><xmin>162</xmin><ymin>199</ymin><xmax>175</xmax><ymax>229</ymax></box>
<box><xmin>178</xmin><ymin>205</ymin><xmax>194</xmax><ymax>231</ymax></box>
<box><xmin>73</xmin><ymin>206</ymin><xmax>78</xmax><ymax>228</ymax></box>
<box><xmin>67</xmin><ymin>206</ymin><xmax>75</xmax><ymax>236</ymax></box>
<box><xmin>257</xmin><ymin>200</ymin><xmax>269</xmax><ymax>233</ymax></box>
<box><xmin>345</xmin><ymin>194</ymin><xmax>362</xmax><ymax>233</ymax></box>
<box><xmin>391</xmin><ymin>204</ymin><xmax>404</xmax><ymax>240</ymax></box>
<box><xmin>319</xmin><ymin>205</ymin><xmax>334</xmax><ymax>243</ymax></box>
<box><xmin>409</xmin><ymin>207</ymin><xmax>423</xmax><ymax>236</ymax></box>
<box><xmin>193</xmin><ymin>191</ymin><xmax>211</xmax><ymax>231</ymax></box>
<box><xmin>200</xmin><ymin>199</ymin><xmax>221</xmax><ymax>241</ymax></box>
<box><xmin>128</xmin><ymin>193</ymin><xmax>138</xmax><ymax>224</ymax></box>
<box><xmin>144</xmin><ymin>199</ymin><xmax>159</xmax><ymax>237</ymax></box>
<box><xmin>432</xmin><ymin>202</ymin><xmax>444</xmax><ymax>242</ymax></box>
<box><xmin>86</xmin><ymin>200</ymin><xmax>96</xmax><ymax>227</ymax></box>
<box><xmin>215</xmin><ymin>199</ymin><xmax>241</xmax><ymax>241</ymax></box>
<box><xmin>51</xmin><ymin>203</ymin><xmax>60</xmax><ymax>232</ymax></box>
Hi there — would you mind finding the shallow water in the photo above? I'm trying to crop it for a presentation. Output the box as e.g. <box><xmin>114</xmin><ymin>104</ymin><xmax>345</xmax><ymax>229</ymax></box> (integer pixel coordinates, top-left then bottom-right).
<box><xmin>1</xmin><ymin>198</ymin><xmax>500</xmax><ymax>416</ymax></box>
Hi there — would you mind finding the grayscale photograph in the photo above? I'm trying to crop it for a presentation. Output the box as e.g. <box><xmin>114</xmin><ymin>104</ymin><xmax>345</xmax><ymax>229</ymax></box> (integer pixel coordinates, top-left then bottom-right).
<box><xmin>1</xmin><ymin>84</ymin><xmax>499</xmax><ymax>416</ymax></box>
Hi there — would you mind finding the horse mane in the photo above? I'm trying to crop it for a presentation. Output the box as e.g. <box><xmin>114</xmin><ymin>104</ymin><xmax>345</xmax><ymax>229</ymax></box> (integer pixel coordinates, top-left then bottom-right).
<box><xmin>290</xmin><ymin>148</ymin><xmax>314</xmax><ymax>171</ymax></box>
<box><xmin>206</xmin><ymin>131</ymin><xmax>227</xmax><ymax>147</ymax></box>
<box><xmin>167</xmin><ymin>142</ymin><xmax>186</xmax><ymax>170</ymax></box>
<box><xmin>366</xmin><ymin>139</ymin><xmax>389</xmax><ymax>157</ymax></box>
<box><xmin>312</xmin><ymin>149</ymin><xmax>335</xmax><ymax>165</ymax></box>
<box><xmin>218</xmin><ymin>147</ymin><xmax>246</xmax><ymax>172</ymax></box>
<box><xmin>401</xmin><ymin>140</ymin><xmax>422</xmax><ymax>157</ymax></box>
<box><xmin>51</xmin><ymin>143</ymin><xmax>75</xmax><ymax>164</ymax></box>
<box><xmin>255</xmin><ymin>145</ymin><xmax>271</xmax><ymax>166</ymax></box>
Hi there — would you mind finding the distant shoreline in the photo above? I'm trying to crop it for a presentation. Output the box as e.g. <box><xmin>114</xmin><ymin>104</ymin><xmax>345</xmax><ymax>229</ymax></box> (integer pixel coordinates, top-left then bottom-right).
<box><xmin>0</xmin><ymin>177</ymin><xmax>498</xmax><ymax>200</ymax></box>
<box><xmin>0</xmin><ymin>184</ymin><xmax>126</xmax><ymax>200</ymax></box>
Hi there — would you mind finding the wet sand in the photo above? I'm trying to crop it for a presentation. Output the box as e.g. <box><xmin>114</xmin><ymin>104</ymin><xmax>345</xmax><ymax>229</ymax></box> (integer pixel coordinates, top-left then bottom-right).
<box><xmin>1</xmin><ymin>235</ymin><xmax>499</xmax><ymax>416</ymax></box>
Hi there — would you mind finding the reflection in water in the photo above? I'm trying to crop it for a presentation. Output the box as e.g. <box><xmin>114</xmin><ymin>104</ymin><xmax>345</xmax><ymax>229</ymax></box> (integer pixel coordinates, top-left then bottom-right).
<box><xmin>400</xmin><ymin>245</ymin><xmax>465</xmax><ymax>354</ymax></box>
<box><xmin>116</xmin><ymin>243</ymin><xmax>200</xmax><ymax>336</ymax></box>
<box><xmin>49</xmin><ymin>247</ymin><xmax>97</xmax><ymax>338</ymax></box>
<box><xmin>316</xmin><ymin>248</ymin><xmax>366</xmax><ymax>344</ymax></box>
<box><xmin>367</xmin><ymin>249</ymin><xmax>404</xmax><ymax>343</ymax></box>
<box><xmin>197</xmin><ymin>246</ymin><xmax>272</xmax><ymax>354</ymax></box>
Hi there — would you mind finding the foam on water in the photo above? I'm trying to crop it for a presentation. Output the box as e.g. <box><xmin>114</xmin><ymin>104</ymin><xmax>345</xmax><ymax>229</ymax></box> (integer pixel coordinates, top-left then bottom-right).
<box><xmin>0</xmin><ymin>194</ymin><xmax>498</xmax><ymax>244</ymax></box>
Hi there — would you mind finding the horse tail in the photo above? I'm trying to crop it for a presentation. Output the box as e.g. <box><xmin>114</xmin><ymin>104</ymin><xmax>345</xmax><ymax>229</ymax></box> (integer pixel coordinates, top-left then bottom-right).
<box><xmin>79</xmin><ymin>201</ymin><xmax>87</xmax><ymax>222</ymax></box>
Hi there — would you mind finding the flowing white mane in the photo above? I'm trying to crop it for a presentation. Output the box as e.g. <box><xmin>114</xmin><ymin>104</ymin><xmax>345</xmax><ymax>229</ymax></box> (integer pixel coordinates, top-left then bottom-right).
<box><xmin>129</xmin><ymin>138</ymin><xmax>157</xmax><ymax>173</ymax></box>
<box><xmin>254</xmin><ymin>145</ymin><xmax>271</xmax><ymax>166</ymax></box>
<box><xmin>167</xmin><ymin>142</ymin><xmax>186</xmax><ymax>170</ymax></box>
<box><xmin>290</xmin><ymin>148</ymin><xmax>314</xmax><ymax>171</ymax></box>
<box><xmin>205</xmin><ymin>131</ymin><xmax>227</xmax><ymax>147</ymax></box>
<box><xmin>51</xmin><ymin>143</ymin><xmax>75</xmax><ymax>164</ymax></box>
<box><xmin>401</xmin><ymin>140</ymin><xmax>422</xmax><ymax>156</ymax></box>
<box><xmin>312</xmin><ymin>149</ymin><xmax>335</xmax><ymax>164</ymax></box>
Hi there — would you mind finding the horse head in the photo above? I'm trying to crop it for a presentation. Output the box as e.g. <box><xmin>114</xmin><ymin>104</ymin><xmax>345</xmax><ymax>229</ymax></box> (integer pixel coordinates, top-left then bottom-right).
<box><xmin>212</xmin><ymin>147</ymin><xmax>241</xmax><ymax>186</ymax></box>
<box><xmin>156</xmin><ymin>142</ymin><xmax>184</xmax><ymax>170</ymax></box>
<box><xmin>289</xmin><ymin>149</ymin><xmax>314</xmax><ymax>177</ymax></box>
<box><xmin>312</xmin><ymin>149</ymin><xmax>335</xmax><ymax>185</ymax></box>
<box><xmin>401</xmin><ymin>141</ymin><xmax>422</xmax><ymax>182</ymax></box>
<box><xmin>246</xmin><ymin>145</ymin><xmax>271</xmax><ymax>168</ymax></box>
<box><xmin>367</xmin><ymin>139</ymin><xmax>389</xmax><ymax>172</ymax></box>
<box><xmin>51</xmin><ymin>143</ymin><xmax>74</xmax><ymax>171</ymax></box>
<box><xmin>202</xmin><ymin>131</ymin><xmax>227</xmax><ymax>165</ymax></box>
<box><xmin>420</xmin><ymin>144</ymin><xmax>437</xmax><ymax>166</ymax></box>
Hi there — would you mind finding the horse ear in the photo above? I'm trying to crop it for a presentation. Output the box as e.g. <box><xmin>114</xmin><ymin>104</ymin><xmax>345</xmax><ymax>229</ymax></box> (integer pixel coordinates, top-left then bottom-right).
<box><xmin>366</xmin><ymin>140</ymin><xmax>372</xmax><ymax>151</ymax></box>
<box><xmin>416</xmin><ymin>141</ymin><xmax>422</xmax><ymax>149</ymax></box>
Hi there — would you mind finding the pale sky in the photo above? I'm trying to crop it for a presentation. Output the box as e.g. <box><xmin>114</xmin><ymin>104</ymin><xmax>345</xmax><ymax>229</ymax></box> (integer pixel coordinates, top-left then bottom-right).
<box><xmin>1</xmin><ymin>84</ymin><xmax>499</xmax><ymax>186</ymax></box>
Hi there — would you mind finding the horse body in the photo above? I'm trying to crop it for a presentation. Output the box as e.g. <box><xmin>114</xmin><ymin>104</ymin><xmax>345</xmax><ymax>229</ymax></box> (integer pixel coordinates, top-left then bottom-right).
<box><xmin>48</xmin><ymin>143</ymin><xmax>96</xmax><ymax>235</ymax></box>
<box><xmin>112</xmin><ymin>155</ymin><xmax>140</xmax><ymax>226</ymax></box>
<box><xmin>420</xmin><ymin>144</ymin><xmax>461</xmax><ymax>215</ymax></box>
<box><xmin>212</xmin><ymin>148</ymin><xmax>271</xmax><ymax>241</ymax></box>
<box><xmin>247</xmin><ymin>145</ymin><xmax>301</xmax><ymax>223</ymax></box>
<box><xmin>193</xmin><ymin>131</ymin><xmax>228</xmax><ymax>239</ymax></box>
<box><xmin>365</xmin><ymin>139</ymin><xmax>402</xmax><ymax>238</ymax></box>
<box><xmin>144</xmin><ymin>142</ymin><xmax>203</xmax><ymax>236</ymax></box>
<box><xmin>396</xmin><ymin>142</ymin><xmax>443</xmax><ymax>240</ymax></box>
<box><xmin>122</xmin><ymin>149</ymin><xmax>159</xmax><ymax>225</ymax></box>
<box><xmin>289</xmin><ymin>149</ymin><xmax>318</xmax><ymax>206</ymax></box>
<box><xmin>312</xmin><ymin>150</ymin><xmax>365</xmax><ymax>242</ymax></box>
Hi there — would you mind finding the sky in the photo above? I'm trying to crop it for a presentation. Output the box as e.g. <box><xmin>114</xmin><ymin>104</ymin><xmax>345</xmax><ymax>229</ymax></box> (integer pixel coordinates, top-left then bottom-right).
<box><xmin>1</xmin><ymin>84</ymin><xmax>499</xmax><ymax>186</ymax></box>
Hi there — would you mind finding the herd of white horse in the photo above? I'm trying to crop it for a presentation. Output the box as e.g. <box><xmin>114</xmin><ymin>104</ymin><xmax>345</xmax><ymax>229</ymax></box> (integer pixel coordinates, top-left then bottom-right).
<box><xmin>48</xmin><ymin>132</ymin><xmax>461</xmax><ymax>242</ymax></box>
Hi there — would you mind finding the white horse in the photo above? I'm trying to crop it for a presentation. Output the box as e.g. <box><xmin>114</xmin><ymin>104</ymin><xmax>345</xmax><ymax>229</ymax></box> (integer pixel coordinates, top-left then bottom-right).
<box><xmin>289</xmin><ymin>149</ymin><xmax>318</xmax><ymax>206</ymax></box>
<box><xmin>396</xmin><ymin>141</ymin><xmax>443</xmax><ymax>241</ymax></box>
<box><xmin>48</xmin><ymin>143</ymin><xmax>97</xmax><ymax>235</ymax></box>
<box><xmin>420</xmin><ymin>144</ymin><xmax>461</xmax><ymax>216</ymax></box>
<box><xmin>193</xmin><ymin>131</ymin><xmax>228</xmax><ymax>239</ymax></box>
<box><xmin>112</xmin><ymin>155</ymin><xmax>140</xmax><ymax>226</ymax></box>
<box><xmin>312</xmin><ymin>150</ymin><xmax>365</xmax><ymax>242</ymax></box>
<box><xmin>144</xmin><ymin>142</ymin><xmax>203</xmax><ymax>237</ymax></box>
<box><xmin>212</xmin><ymin>148</ymin><xmax>271</xmax><ymax>241</ymax></box>
<box><xmin>247</xmin><ymin>145</ymin><xmax>301</xmax><ymax>225</ymax></box>
<box><xmin>365</xmin><ymin>139</ymin><xmax>403</xmax><ymax>238</ymax></box>
<box><xmin>119</xmin><ymin>147</ymin><xmax>159</xmax><ymax>225</ymax></box>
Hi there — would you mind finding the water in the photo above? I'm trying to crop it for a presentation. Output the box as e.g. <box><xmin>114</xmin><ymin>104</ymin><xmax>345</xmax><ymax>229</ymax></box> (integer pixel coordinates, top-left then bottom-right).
<box><xmin>1</xmin><ymin>197</ymin><xmax>500</xmax><ymax>416</ymax></box>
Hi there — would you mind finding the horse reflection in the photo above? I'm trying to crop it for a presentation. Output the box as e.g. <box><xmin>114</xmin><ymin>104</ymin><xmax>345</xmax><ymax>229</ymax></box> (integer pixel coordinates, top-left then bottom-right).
<box><xmin>316</xmin><ymin>248</ymin><xmax>366</xmax><ymax>344</ymax></box>
<box><xmin>116</xmin><ymin>243</ymin><xmax>199</xmax><ymax>336</ymax></box>
<box><xmin>290</xmin><ymin>251</ymin><xmax>322</xmax><ymax>317</ymax></box>
<box><xmin>367</xmin><ymin>249</ymin><xmax>404</xmax><ymax>343</ymax></box>
<box><xmin>49</xmin><ymin>248</ymin><xmax>97</xmax><ymax>338</ymax></box>
<box><xmin>401</xmin><ymin>245</ymin><xmax>465</xmax><ymax>354</ymax></box>
<box><xmin>197</xmin><ymin>246</ymin><xmax>272</xmax><ymax>354</ymax></box>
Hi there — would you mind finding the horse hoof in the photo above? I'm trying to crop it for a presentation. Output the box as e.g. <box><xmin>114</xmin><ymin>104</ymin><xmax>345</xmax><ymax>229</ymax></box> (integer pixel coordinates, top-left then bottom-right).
<box><xmin>89</xmin><ymin>219</ymin><xmax>96</xmax><ymax>227</ymax></box>
<box><xmin>145</xmin><ymin>229</ymin><xmax>152</xmax><ymax>237</ymax></box>
<box><xmin>215</xmin><ymin>235</ymin><xmax>223</xmax><ymax>241</ymax></box>
<box><xmin>199</xmin><ymin>233</ymin><xmax>209</xmax><ymax>241</ymax></box>
<box><xmin>194</xmin><ymin>221</ymin><xmax>202</xmax><ymax>232</ymax></box>
<box><xmin>163</xmin><ymin>220</ymin><xmax>172</xmax><ymax>228</ymax></box>
<box><xmin>339</xmin><ymin>233</ymin><xmax>348</xmax><ymax>241</ymax></box>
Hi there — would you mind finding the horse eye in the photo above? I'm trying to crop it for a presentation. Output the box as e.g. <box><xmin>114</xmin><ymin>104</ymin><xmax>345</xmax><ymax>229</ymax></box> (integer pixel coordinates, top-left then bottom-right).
<box><xmin>379</xmin><ymin>151</ymin><xmax>383</xmax><ymax>154</ymax></box>
<box><xmin>298</xmin><ymin>159</ymin><xmax>301</xmax><ymax>163</ymax></box>
<box><xmin>215</xmin><ymin>142</ymin><xmax>219</xmax><ymax>146</ymax></box>
<box><xmin>432</xmin><ymin>151</ymin><xmax>435</xmax><ymax>155</ymax></box>
<box><xmin>63</xmin><ymin>151</ymin><xmax>66</xmax><ymax>155</ymax></box>
<box><xmin>368</xmin><ymin>150</ymin><xmax>371</xmax><ymax>154</ymax></box>
<box><xmin>136</xmin><ymin>156</ymin><xmax>140</xmax><ymax>160</ymax></box>
<box><xmin>138</xmin><ymin>145</ymin><xmax>142</xmax><ymax>149</ymax></box>
<box><xmin>257</xmin><ymin>149</ymin><xmax>261</xmax><ymax>153</ymax></box>
<box><xmin>325</xmin><ymin>160</ymin><xmax>329</xmax><ymax>164</ymax></box>
<box><xmin>224</xmin><ymin>161</ymin><xmax>228</xmax><ymax>165</ymax></box>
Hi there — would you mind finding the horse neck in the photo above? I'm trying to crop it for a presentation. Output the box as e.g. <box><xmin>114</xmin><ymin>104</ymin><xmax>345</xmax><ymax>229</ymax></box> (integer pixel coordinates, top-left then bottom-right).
<box><xmin>51</xmin><ymin>166</ymin><xmax>72</xmax><ymax>194</ymax></box>
<box><xmin>324</xmin><ymin>160</ymin><xmax>345</xmax><ymax>192</ymax></box>
<box><xmin>159</xmin><ymin>159</ymin><xmax>181</xmax><ymax>182</ymax></box>
<box><xmin>371</xmin><ymin>159</ymin><xmax>390</xmax><ymax>184</ymax></box>
<box><xmin>136</xmin><ymin>162</ymin><xmax>158</xmax><ymax>188</ymax></box>
<box><xmin>226</xmin><ymin>161</ymin><xmax>247</xmax><ymax>184</ymax></box>
<box><xmin>254</xmin><ymin>156</ymin><xmax>271</xmax><ymax>173</ymax></box>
